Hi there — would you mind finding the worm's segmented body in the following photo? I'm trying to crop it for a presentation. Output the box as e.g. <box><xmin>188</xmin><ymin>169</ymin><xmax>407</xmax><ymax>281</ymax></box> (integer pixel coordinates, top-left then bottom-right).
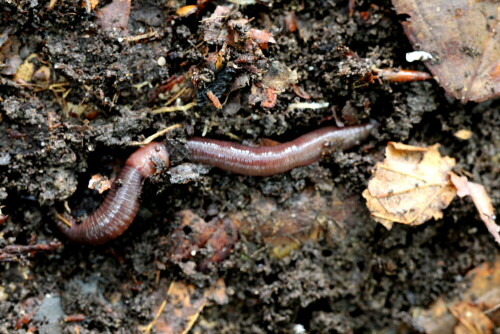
<box><xmin>56</xmin><ymin>142</ymin><xmax>169</xmax><ymax>245</ymax></box>
<box><xmin>56</xmin><ymin>122</ymin><xmax>377</xmax><ymax>244</ymax></box>
<box><xmin>186</xmin><ymin>122</ymin><xmax>377</xmax><ymax>176</ymax></box>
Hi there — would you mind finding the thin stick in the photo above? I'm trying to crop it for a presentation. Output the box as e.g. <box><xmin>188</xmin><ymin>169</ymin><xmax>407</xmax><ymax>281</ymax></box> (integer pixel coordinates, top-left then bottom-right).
<box><xmin>55</xmin><ymin>212</ymin><xmax>72</xmax><ymax>227</ymax></box>
<box><xmin>151</xmin><ymin>101</ymin><xmax>197</xmax><ymax>114</ymax></box>
<box><xmin>129</xmin><ymin>124</ymin><xmax>183</xmax><ymax>146</ymax></box>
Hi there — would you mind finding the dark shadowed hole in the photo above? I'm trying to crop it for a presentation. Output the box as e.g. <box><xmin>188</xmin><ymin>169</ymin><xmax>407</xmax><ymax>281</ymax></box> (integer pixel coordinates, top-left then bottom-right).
<box><xmin>183</xmin><ymin>225</ymin><xmax>192</xmax><ymax>235</ymax></box>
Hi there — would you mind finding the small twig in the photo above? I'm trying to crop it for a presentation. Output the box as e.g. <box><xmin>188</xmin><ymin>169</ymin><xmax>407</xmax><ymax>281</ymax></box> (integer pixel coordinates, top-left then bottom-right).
<box><xmin>139</xmin><ymin>299</ymin><xmax>167</xmax><ymax>334</ymax></box>
<box><xmin>55</xmin><ymin>212</ymin><xmax>72</xmax><ymax>227</ymax></box>
<box><xmin>484</xmin><ymin>302</ymin><xmax>500</xmax><ymax>315</ymax></box>
<box><xmin>0</xmin><ymin>241</ymin><xmax>63</xmax><ymax>263</ymax></box>
<box><xmin>129</xmin><ymin>123</ymin><xmax>183</xmax><ymax>146</ymax></box>
<box><xmin>164</xmin><ymin>87</ymin><xmax>188</xmax><ymax>107</ymax></box>
<box><xmin>151</xmin><ymin>101</ymin><xmax>197</xmax><ymax>114</ymax></box>
<box><xmin>122</xmin><ymin>30</ymin><xmax>160</xmax><ymax>43</ymax></box>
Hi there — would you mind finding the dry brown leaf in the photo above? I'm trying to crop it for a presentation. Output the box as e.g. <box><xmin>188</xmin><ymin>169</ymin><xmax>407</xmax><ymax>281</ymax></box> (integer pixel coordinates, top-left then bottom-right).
<box><xmin>392</xmin><ymin>0</ymin><xmax>500</xmax><ymax>102</ymax></box>
<box><xmin>96</xmin><ymin>0</ymin><xmax>131</xmax><ymax>34</ymax></box>
<box><xmin>450</xmin><ymin>302</ymin><xmax>494</xmax><ymax>334</ymax></box>
<box><xmin>228</xmin><ymin>187</ymin><xmax>363</xmax><ymax>258</ymax></box>
<box><xmin>169</xmin><ymin>210</ymin><xmax>238</xmax><ymax>270</ymax></box>
<box><xmin>141</xmin><ymin>279</ymin><xmax>227</xmax><ymax>334</ymax></box>
<box><xmin>81</xmin><ymin>0</ymin><xmax>98</xmax><ymax>11</ymax></box>
<box><xmin>363</xmin><ymin>142</ymin><xmax>456</xmax><ymax>229</ymax></box>
<box><xmin>14</xmin><ymin>54</ymin><xmax>37</xmax><ymax>83</ymax></box>
<box><xmin>201</xmin><ymin>6</ymin><xmax>232</xmax><ymax>44</ymax></box>
<box><xmin>248</xmin><ymin>28</ymin><xmax>276</xmax><ymax>49</ymax></box>
<box><xmin>450</xmin><ymin>173</ymin><xmax>500</xmax><ymax>245</ymax></box>
<box><xmin>248</xmin><ymin>61</ymin><xmax>298</xmax><ymax>108</ymax></box>
<box><xmin>413</xmin><ymin>257</ymin><xmax>500</xmax><ymax>333</ymax></box>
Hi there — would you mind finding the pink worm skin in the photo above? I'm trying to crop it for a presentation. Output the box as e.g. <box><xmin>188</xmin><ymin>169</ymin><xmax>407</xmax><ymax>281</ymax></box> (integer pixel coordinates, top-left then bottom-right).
<box><xmin>55</xmin><ymin>142</ymin><xmax>169</xmax><ymax>245</ymax></box>
<box><xmin>186</xmin><ymin>121</ymin><xmax>378</xmax><ymax>176</ymax></box>
<box><xmin>57</xmin><ymin>122</ymin><xmax>376</xmax><ymax>244</ymax></box>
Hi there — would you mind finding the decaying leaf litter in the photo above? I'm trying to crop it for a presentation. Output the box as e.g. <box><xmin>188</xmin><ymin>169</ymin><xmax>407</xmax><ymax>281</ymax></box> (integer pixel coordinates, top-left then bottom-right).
<box><xmin>392</xmin><ymin>0</ymin><xmax>500</xmax><ymax>102</ymax></box>
<box><xmin>0</xmin><ymin>0</ymin><xmax>499</xmax><ymax>333</ymax></box>
<box><xmin>363</xmin><ymin>142</ymin><xmax>499</xmax><ymax>244</ymax></box>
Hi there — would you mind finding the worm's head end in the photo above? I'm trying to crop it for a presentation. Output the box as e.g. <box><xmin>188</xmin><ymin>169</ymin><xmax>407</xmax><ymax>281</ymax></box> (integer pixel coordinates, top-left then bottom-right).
<box><xmin>127</xmin><ymin>142</ymin><xmax>170</xmax><ymax>177</ymax></box>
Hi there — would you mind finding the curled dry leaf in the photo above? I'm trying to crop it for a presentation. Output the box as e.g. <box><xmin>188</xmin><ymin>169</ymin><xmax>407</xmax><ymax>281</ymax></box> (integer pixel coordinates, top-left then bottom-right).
<box><xmin>248</xmin><ymin>28</ymin><xmax>276</xmax><ymax>49</ymax></box>
<box><xmin>392</xmin><ymin>0</ymin><xmax>500</xmax><ymax>102</ymax></box>
<box><xmin>363</xmin><ymin>142</ymin><xmax>456</xmax><ymax>230</ymax></box>
<box><xmin>141</xmin><ymin>279</ymin><xmax>227</xmax><ymax>334</ymax></box>
<box><xmin>412</xmin><ymin>257</ymin><xmax>500</xmax><ymax>334</ymax></box>
<box><xmin>364</xmin><ymin>143</ymin><xmax>499</xmax><ymax>245</ymax></box>
<box><xmin>450</xmin><ymin>173</ymin><xmax>500</xmax><ymax>245</ymax></box>
<box><xmin>248</xmin><ymin>61</ymin><xmax>298</xmax><ymax>108</ymax></box>
<box><xmin>450</xmin><ymin>302</ymin><xmax>494</xmax><ymax>334</ymax></box>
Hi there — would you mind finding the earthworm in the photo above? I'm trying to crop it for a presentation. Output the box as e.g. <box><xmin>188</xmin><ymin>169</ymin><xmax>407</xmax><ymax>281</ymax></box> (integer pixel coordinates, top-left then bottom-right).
<box><xmin>55</xmin><ymin>142</ymin><xmax>169</xmax><ymax>245</ymax></box>
<box><xmin>186</xmin><ymin>121</ymin><xmax>378</xmax><ymax>176</ymax></box>
<box><xmin>56</xmin><ymin>121</ymin><xmax>377</xmax><ymax>244</ymax></box>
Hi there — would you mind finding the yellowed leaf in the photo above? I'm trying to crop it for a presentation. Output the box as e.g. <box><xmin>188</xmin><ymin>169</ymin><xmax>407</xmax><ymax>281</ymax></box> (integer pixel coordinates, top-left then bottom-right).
<box><xmin>363</xmin><ymin>142</ymin><xmax>456</xmax><ymax>229</ymax></box>
<box><xmin>140</xmin><ymin>279</ymin><xmax>227</xmax><ymax>334</ymax></box>
<box><xmin>228</xmin><ymin>187</ymin><xmax>361</xmax><ymax>258</ymax></box>
<box><xmin>413</xmin><ymin>257</ymin><xmax>500</xmax><ymax>333</ymax></box>
<box><xmin>14</xmin><ymin>54</ymin><xmax>37</xmax><ymax>83</ymax></box>
<box><xmin>450</xmin><ymin>302</ymin><xmax>494</xmax><ymax>334</ymax></box>
<box><xmin>81</xmin><ymin>0</ymin><xmax>98</xmax><ymax>11</ymax></box>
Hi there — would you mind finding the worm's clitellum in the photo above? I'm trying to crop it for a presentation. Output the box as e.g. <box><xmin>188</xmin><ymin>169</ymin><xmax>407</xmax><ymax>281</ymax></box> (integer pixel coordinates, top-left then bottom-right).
<box><xmin>56</xmin><ymin>122</ymin><xmax>377</xmax><ymax>245</ymax></box>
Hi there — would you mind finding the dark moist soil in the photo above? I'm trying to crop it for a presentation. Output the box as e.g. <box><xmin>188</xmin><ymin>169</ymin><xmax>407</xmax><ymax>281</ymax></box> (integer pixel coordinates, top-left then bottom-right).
<box><xmin>0</xmin><ymin>0</ymin><xmax>499</xmax><ymax>333</ymax></box>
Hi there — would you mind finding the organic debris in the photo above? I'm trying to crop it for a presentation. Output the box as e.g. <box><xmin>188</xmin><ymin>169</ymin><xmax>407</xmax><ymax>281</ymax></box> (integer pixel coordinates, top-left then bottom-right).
<box><xmin>248</xmin><ymin>61</ymin><xmax>298</xmax><ymax>108</ymax></box>
<box><xmin>176</xmin><ymin>5</ymin><xmax>197</xmax><ymax>17</ymax></box>
<box><xmin>0</xmin><ymin>206</ymin><xmax>8</xmax><ymax>224</ymax></box>
<box><xmin>141</xmin><ymin>279</ymin><xmax>228</xmax><ymax>334</ymax></box>
<box><xmin>228</xmin><ymin>187</ymin><xmax>362</xmax><ymax>258</ymax></box>
<box><xmin>87</xmin><ymin>174</ymin><xmax>111</xmax><ymax>194</ymax></box>
<box><xmin>371</xmin><ymin>68</ymin><xmax>432</xmax><ymax>83</ymax></box>
<box><xmin>96</xmin><ymin>0</ymin><xmax>131</xmax><ymax>34</ymax></box>
<box><xmin>14</xmin><ymin>54</ymin><xmax>53</xmax><ymax>87</ymax></box>
<box><xmin>193</xmin><ymin>6</ymin><xmax>296</xmax><ymax>109</ymax></box>
<box><xmin>364</xmin><ymin>143</ymin><xmax>500</xmax><ymax>245</ymax></box>
<box><xmin>392</xmin><ymin>0</ymin><xmax>500</xmax><ymax>102</ymax></box>
<box><xmin>0</xmin><ymin>241</ymin><xmax>63</xmax><ymax>264</ymax></box>
<box><xmin>412</xmin><ymin>257</ymin><xmax>500</xmax><ymax>333</ymax></box>
<box><xmin>0</xmin><ymin>32</ymin><xmax>22</xmax><ymax>76</ymax></box>
<box><xmin>450</xmin><ymin>173</ymin><xmax>500</xmax><ymax>245</ymax></box>
<box><xmin>169</xmin><ymin>210</ymin><xmax>238</xmax><ymax>271</ymax></box>
<box><xmin>363</xmin><ymin>143</ymin><xmax>456</xmax><ymax>229</ymax></box>
<box><xmin>454</xmin><ymin>129</ymin><xmax>472</xmax><ymax>140</ymax></box>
